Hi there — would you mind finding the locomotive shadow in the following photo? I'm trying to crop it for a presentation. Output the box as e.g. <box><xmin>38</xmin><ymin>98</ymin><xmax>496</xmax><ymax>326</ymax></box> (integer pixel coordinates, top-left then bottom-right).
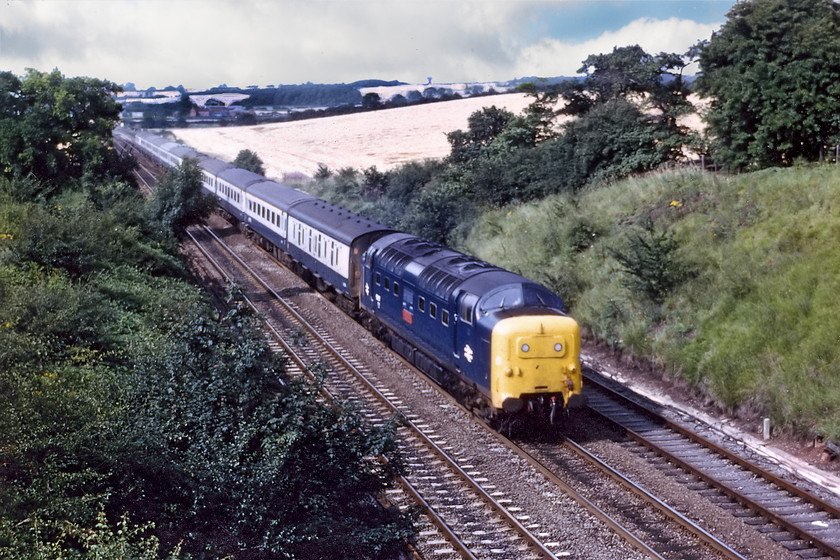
<box><xmin>508</xmin><ymin>407</ymin><xmax>606</xmax><ymax>445</ymax></box>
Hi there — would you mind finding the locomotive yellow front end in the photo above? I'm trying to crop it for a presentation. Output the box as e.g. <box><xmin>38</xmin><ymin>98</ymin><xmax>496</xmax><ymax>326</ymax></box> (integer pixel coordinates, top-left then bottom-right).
<box><xmin>491</xmin><ymin>315</ymin><xmax>584</xmax><ymax>420</ymax></box>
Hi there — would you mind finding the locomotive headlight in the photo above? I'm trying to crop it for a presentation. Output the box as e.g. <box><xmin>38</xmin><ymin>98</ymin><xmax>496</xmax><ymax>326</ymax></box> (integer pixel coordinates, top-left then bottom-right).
<box><xmin>521</xmin><ymin>343</ymin><xmax>530</xmax><ymax>353</ymax></box>
<box><xmin>554</xmin><ymin>343</ymin><xmax>563</xmax><ymax>352</ymax></box>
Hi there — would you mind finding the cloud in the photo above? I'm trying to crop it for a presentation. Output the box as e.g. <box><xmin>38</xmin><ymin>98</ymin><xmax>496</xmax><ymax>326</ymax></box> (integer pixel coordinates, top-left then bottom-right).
<box><xmin>514</xmin><ymin>17</ymin><xmax>721</xmax><ymax>78</ymax></box>
<box><xmin>0</xmin><ymin>2</ymin><xmax>722</xmax><ymax>88</ymax></box>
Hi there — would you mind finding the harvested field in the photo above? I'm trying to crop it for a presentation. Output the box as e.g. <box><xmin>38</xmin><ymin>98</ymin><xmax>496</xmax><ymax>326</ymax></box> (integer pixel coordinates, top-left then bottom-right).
<box><xmin>171</xmin><ymin>93</ymin><xmax>534</xmax><ymax>181</ymax></box>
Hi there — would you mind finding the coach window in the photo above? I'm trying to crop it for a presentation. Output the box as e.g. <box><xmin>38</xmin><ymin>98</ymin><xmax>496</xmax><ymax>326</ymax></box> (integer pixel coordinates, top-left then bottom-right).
<box><xmin>419</xmin><ymin>296</ymin><xmax>425</xmax><ymax>313</ymax></box>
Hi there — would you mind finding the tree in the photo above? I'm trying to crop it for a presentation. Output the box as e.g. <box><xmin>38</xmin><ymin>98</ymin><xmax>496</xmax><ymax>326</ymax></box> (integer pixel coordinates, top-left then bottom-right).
<box><xmin>446</xmin><ymin>106</ymin><xmax>516</xmax><ymax>163</ymax></box>
<box><xmin>694</xmin><ymin>0</ymin><xmax>840</xmax><ymax>169</ymax></box>
<box><xmin>146</xmin><ymin>158</ymin><xmax>215</xmax><ymax>237</ymax></box>
<box><xmin>557</xmin><ymin>45</ymin><xmax>694</xmax><ymax>128</ymax></box>
<box><xmin>554</xmin><ymin>99</ymin><xmax>686</xmax><ymax>189</ymax></box>
<box><xmin>361</xmin><ymin>92</ymin><xmax>382</xmax><ymax>109</ymax></box>
<box><xmin>609</xmin><ymin>220</ymin><xmax>685</xmax><ymax>305</ymax></box>
<box><xmin>233</xmin><ymin>149</ymin><xmax>266</xmax><ymax>175</ymax></box>
<box><xmin>0</xmin><ymin>69</ymin><xmax>124</xmax><ymax>187</ymax></box>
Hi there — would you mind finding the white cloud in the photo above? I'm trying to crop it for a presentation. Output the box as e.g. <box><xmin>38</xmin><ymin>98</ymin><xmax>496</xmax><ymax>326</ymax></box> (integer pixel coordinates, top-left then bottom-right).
<box><xmin>0</xmin><ymin>2</ymin><xmax>721</xmax><ymax>88</ymax></box>
<box><xmin>515</xmin><ymin>17</ymin><xmax>720</xmax><ymax>78</ymax></box>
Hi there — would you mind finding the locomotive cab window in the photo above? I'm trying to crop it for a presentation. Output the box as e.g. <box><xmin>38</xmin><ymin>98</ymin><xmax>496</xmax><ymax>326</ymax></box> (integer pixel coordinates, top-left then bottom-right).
<box><xmin>480</xmin><ymin>287</ymin><xmax>522</xmax><ymax>314</ymax></box>
<box><xmin>523</xmin><ymin>286</ymin><xmax>564</xmax><ymax>309</ymax></box>
<box><xmin>460</xmin><ymin>293</ymin><xmax>479</xmax><ymax>325</ymax></box>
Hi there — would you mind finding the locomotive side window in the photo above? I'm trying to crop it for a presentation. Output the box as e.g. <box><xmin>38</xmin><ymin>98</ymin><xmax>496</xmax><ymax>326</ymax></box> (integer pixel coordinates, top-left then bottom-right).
<box><xmin>375</xmin><ymin>272</ymin><xmax>381</xmax><ymax>286</ymax></box>
<box><xmin>393</xmin><ymin>282</ymin><xmax>399</xmax><ymax>296</ymax></box>
<box><xmin>384</xmin><ymin>277</ymin><xmax>390</xmax><ymax>291</ymax></box>
<box><xmin>418</xmin><ymin>296</ymin><xmax>425</xmax><ymax>312</ymax></box>
<box><xmin>460</xmin><ymin>293</ymin><xmax>479</xmax><ymax>325</ymax></box>
<box><xmin>442</xmin><ymin>310</ymin><xmax>449</xmax><ymax>326</ymax></box>
<box><xmin>430</xmin><ymin>302</ymin><xmax>437</xmax><ymax>319</ymax></box>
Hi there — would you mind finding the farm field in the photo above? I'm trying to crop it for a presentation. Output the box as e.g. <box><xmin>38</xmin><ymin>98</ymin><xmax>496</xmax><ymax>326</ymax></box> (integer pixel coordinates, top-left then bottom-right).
<box><xmin>171</xmin><ymin>93</ymin><xmax>534</xmax><ymax>180</ymax></box>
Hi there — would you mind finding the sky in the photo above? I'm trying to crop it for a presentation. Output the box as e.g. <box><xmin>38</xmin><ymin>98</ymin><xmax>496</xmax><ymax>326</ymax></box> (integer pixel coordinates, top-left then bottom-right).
<box><xmin>0</xmin><ymin>0</ymin><xmax>734</xmax><ymax>90</ymax></box>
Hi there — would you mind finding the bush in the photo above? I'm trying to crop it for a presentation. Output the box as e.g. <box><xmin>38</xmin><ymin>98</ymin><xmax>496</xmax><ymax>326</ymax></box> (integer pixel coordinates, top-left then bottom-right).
<box><xmin>609</xmin><ymin>219</ymin><xmax>686</xmax><ymax>305</ymax></box>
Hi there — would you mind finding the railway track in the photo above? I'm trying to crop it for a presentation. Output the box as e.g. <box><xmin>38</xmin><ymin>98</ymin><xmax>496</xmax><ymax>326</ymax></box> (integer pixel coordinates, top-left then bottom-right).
<box><xmin>581</xmin><ymin>365</ymin><xmax>840</xmax><ymax>559</ymax></box>
<box><xmin>184</xmin><ymin>219</ymin><xmax>573</xmax><ymax>560</ymax></box>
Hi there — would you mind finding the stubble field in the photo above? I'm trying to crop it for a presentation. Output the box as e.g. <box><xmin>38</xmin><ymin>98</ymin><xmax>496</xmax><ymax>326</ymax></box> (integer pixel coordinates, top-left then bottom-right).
<box><xmin>171</xmin><ymin>93</ymin><xmax>534</xmax><ymax>180</ymax></box>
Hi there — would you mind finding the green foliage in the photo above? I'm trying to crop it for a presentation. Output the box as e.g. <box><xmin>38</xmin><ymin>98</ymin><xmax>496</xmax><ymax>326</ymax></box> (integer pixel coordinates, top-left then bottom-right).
<box><xmin>446</xmin><ymin>106</ymin><xmax>516</xmax><ymax>163</ymax></box>
<box><xmin>145</xmin><ymin>158</ymin><xmax>215</xmax><ymax>237</ymax></box>
<box><xmin>233</xmin><ymin>148</ymin><xmax>266</xmax><ymax>175</ymax></box>
<box><xmin>0</xmin><ymin>69</ymin><xmax>126</xmax><ymax>190</ymax></box>
<box><xmin>562</xmin><ymin>45</ymin><xmax>694</xmax><ymax>125</ymax></box>
<box><xmin>114</xmin><ymin>302</ymin><xmax>411</xmax><ymax>558</ymax></box>
<box><xmin>308</xmin><ymin>159</ymin><xmax>457</xmax><ymax>243</ymax></box>
<box><xmin>552</xmin><ymin>99</ymin><xmax>686</xmax><ymax>189</ymax></box>
<box><xmin>609</xmin><ymin>220</ymin><xmax>686</xmax><ymax>304</ymax></box>
<box><xmin>695</xmin><ymin>0</ymin><xmax>840</xmax><ymax>169</ymax></box>
<box><xmin>1</xmin><ymin>193</ymin><xmax>182</xmax><ymax>279</ymax></box>
<box><xmin>0</xmin><ymin>511</ymin><xmax>182</xmax><ymax>560</ymax></box>
<box><xmin>1</xmin><ymin>140</ymin><xmax>412</xmax><ymax>557</ymax></box>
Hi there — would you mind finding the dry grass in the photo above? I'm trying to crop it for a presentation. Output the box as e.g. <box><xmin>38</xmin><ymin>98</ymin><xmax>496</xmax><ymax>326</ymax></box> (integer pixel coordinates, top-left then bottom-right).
<box><xmin>171</xmin><ymin>93</ymin><xmax>534</xmax><ymax>180</ymax></box>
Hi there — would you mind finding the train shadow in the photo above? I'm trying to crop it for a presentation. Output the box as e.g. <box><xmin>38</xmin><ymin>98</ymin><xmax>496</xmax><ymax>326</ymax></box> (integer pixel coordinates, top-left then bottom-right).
<box><xmin>509</xmin><ymin>407</ymin><xmax>609</xmax><ymax>446</ymax></box>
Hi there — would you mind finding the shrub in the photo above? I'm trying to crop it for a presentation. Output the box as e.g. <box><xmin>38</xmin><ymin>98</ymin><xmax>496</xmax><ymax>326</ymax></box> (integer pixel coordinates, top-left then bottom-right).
<box><xmin>609</xmin><ymin>219</ymin><xmax>686</xmax><ymax>304</ymax></box>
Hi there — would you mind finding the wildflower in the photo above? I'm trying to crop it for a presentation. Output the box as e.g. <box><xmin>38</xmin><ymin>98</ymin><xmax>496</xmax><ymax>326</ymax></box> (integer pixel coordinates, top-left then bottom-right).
<box><xmin>670</xmin><ymin>200</ymin><xmax>683</xmax><ymax>208</ymax></box>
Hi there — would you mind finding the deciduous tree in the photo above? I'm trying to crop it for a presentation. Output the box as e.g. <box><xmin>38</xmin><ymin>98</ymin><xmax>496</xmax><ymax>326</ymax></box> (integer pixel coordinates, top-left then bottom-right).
<box><xmin>694</xmin><ymin>0</ymin><xmax>840</xmax><ymax>169</ymax></box>
<box><xmin>0</xmin><ymin>69</ymin><xmax>124</xmax><ymax>188</ymax></box>
<box><xmin>233</xmin><ymin>149</ymin><xmax>266</xmax><ymax>175</ymax></box>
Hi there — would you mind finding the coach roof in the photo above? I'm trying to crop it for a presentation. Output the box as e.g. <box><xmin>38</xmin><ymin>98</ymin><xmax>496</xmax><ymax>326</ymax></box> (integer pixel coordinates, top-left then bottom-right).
<box><xmin>248</xmin><ymin>180</ymin><xmax>315</xmax><ymax>212</ymax></box>
<box><xmin>218</xmin><ymin>167</ymin><xmax>266</xmax><ymax>190</ymax></box>
<box><xmin>289</xmin><ymin>199</ymin><xmax>393</xmax><ymax>244</ymax></box>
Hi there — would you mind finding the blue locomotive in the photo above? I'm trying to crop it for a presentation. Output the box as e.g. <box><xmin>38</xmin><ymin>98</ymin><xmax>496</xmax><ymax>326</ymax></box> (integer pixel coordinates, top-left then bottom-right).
<box><xmin>114</xmin><ymin>127</ymin><xmax>584</xmax><ymax>427</ymax></box>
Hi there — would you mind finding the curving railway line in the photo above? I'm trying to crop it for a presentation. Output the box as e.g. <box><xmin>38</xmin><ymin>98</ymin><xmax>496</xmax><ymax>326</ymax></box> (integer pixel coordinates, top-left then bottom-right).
<box><xmin>580</xmin><ymin>368</ymin><xmax>840</xmax><ymax>559</ymax></box>
<box><xmin>183</xmin><ymin>217</ymin><xmax>576</xmax><ymax>559</ymax></box>
<box><xmin>177</xmin><ymin>212</ymin><xmax>783</xmax><ymax>559</ymax></box>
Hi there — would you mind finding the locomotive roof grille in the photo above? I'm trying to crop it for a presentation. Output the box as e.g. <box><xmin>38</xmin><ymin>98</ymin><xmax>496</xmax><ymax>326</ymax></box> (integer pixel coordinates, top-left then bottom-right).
<box><xmin>378</xmin><ymin>246</ymin><xmax>414</xmax><ymax>272</ymax></box>
<box><xmin>401</xmin><ymin>237</ymin><xmax>444</xmax><ymax>256</ymax></box>
<box><xmin>418</xmin><ymin>267</ymin><xmax>461</xmax><ymax>297</ymax></box>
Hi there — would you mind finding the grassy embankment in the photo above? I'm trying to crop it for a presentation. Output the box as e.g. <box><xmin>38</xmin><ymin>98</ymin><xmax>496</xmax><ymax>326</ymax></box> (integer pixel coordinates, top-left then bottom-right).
<box><xmin>461</xmin><ymin>165</ymin><xmax>840</xmax><ymax>440</ymax></box>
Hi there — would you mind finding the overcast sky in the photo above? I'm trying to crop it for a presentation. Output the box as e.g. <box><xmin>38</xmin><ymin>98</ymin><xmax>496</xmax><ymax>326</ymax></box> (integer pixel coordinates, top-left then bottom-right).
<box><xmin>1</xmin><ymin>0</ymin><xmax>733</xmax><ymax>90</ymax></box>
